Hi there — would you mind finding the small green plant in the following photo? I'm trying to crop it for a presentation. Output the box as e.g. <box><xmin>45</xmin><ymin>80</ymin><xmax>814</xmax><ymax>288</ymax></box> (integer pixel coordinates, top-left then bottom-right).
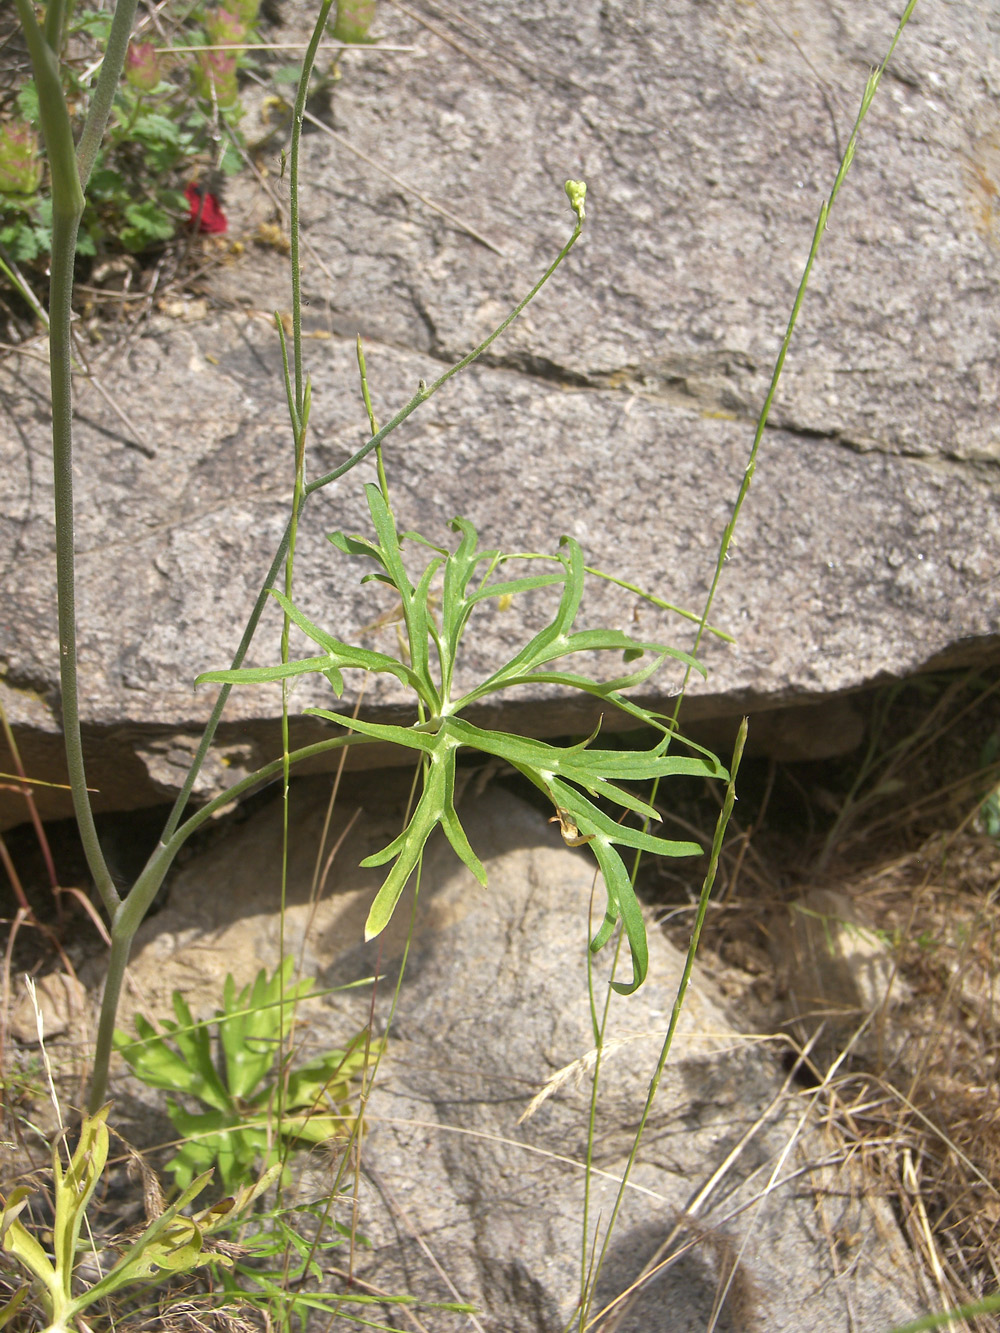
<box><xmin>208</xmin><ymin>1196</ymin><xmax>477</xmax><ymax>1331</ymax></box>
<box><xmin>0</xmin><ymin>1105</ymin><xmax>279</xmax><ymax>1333</ymax></box>
<box><xmin>114</xmin><ymin>959</ymin><xmax>375</xmax><ymax>1192</ymax></box>
<box><xmin>197</xmin><ymin>477</ymin><xmax>727</xmax><ymax>995</ymax></box>
<box><xmin>0</xmin><ymin>1</ymin><xmax>260</xmax><ymax>271</ymax></box>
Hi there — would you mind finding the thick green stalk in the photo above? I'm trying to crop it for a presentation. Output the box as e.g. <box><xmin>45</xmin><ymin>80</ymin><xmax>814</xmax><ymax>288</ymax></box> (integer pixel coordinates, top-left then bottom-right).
<box><xmin>15</xmin><ymin>0</ymin><xmax>119</xmax><ymax>913</ymax></box>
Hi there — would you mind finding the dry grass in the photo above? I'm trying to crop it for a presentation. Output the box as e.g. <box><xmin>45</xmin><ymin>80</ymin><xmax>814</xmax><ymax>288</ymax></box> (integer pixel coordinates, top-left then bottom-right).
<box><xmin>662</xmin><ymin>671</ymin><xmax>1000</xmax><ymax>1329</ymax></box>
<box><xmin>845</xmin><ymin>827</ymin><xmax>1000</xmax><ymax>1323</ymax></box>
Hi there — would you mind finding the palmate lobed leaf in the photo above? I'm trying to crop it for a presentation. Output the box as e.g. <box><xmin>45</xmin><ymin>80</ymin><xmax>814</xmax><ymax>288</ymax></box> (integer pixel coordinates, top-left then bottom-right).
<box><xmin>219</xmin><ymin>958</ymin><xmax>316</xmax><ymax>1100</ymax></box>
<box><xmin>202</xmin><ymin>502</ymin><xmax>725</xmax><ymax>991</ymax></box>
<box><xmin>114</xmin><ymin>1008</ymin><xmax>230</xmax><ymax>1112</ymax></box>
<box><xmin>305</xmin><ymin>709</ymin><xmax>710</xmax><ymax>986</ymax></box>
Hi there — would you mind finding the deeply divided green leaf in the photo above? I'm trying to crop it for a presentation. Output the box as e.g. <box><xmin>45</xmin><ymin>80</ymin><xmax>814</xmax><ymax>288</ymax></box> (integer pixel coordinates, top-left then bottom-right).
<box><xmin>203</xmin><ymin>502</ymin><xmax>725</xmax><ymax>987</ymax></box>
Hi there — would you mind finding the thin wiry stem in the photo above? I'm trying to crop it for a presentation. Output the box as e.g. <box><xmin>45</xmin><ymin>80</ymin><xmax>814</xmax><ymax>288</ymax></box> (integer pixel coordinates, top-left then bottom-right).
<box><xmin>576</xmin><ymin>0</ymin><xmax>919</xmax><ymax>1318</ymax></box>
<box><xmin>276</xmin><ymin>0</ymin><xmax>332</xmax><ymax>1151</ymax></box>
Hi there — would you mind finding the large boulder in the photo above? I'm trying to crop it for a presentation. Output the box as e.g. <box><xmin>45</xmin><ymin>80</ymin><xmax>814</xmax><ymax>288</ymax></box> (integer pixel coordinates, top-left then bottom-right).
<box><xmin>2</xmin><ymin>0</ymin><xmax>999</xmax><ymax>823</ymax></box>
<box><xmin>110</xmin><ymin>778</ymin><xmax>925</xmax><ymax>1331</ymax></box>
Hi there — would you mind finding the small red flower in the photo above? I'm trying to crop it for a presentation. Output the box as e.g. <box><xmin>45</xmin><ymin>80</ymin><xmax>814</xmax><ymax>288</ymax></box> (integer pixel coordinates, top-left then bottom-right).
<box><xmin>185</xmin><ymin>182</ymin><xmax>228</xmax><ymax>234</ymax></box>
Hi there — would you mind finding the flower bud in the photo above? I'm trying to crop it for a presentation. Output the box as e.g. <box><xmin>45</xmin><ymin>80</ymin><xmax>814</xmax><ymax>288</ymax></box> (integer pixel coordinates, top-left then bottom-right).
<box><xmin>0</xmin><ymin>121</ymin><xmax>42</xmax><ymax>196</ymax></box>
<box><xmin>125</xmin><ymin>41</ymin><xmax>161</xmax><ymax>92</ymax></box>
<box><xmin>565</xmin><ymin>179</ymin><xmax>586</xmax><ymax>222</ymax></box>
<box><xmin>331</xmin><ymin>0</ymin><xmax>376</xmax><ymax>43</ymax></box>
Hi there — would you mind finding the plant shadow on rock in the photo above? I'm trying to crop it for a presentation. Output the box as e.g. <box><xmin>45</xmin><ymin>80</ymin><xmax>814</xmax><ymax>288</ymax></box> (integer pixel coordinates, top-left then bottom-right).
<box><xmin>588</xmin><ymin>1219</ymin><xmax>747</xmax><ymax>1333</ymax></box>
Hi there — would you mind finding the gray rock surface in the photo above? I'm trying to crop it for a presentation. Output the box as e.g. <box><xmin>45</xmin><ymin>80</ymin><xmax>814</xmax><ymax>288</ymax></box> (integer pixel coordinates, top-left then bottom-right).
<box><xmin>113</xmin><ymin>778</ymin><xmax>926</xmax><ymax>1332</ymax></box>
<box><xmin>3</xmin><ymin>0</ymin><xmax>1000</xmax><ymax>822</ymax></box>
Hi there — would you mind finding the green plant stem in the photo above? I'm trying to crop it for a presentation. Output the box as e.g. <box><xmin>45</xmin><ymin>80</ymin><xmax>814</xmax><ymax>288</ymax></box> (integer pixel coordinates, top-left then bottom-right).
<box><xmin>289</xmin><ymin>0</ymin><xmax>335</xmax><ymax>415</ymax></box>
<box><xmin>15</xmin><ymin>0</ymin><xmax>119</xmax><ymax>914</ymax></box>
<box><xmin>357</xmin><ymin>335</ymin><xmax>390</xmax><ymax>505</ymax></box>
<box><xmin>43</xmin><ymin>0</ymin><xmax>71</xmax><ymax>59</ymax></box>
<box><xmin>277</xmin><ymin>0</ymin><xmax>329</xmax><ymax>1124</ymax></box>
<box><xmin>88</xmin><ymin>730</ymin><xmax>372</xmax><ymax>1110</ymax></box>
<box><xmin>579</xmin><ymin>721</ymin><xmax>747</xmax><ymax>1328</ymax></box>
<box><xmin>49</xmin><ymin>213</ymin><xmax>120</xmax><ymax>912</ymax></box>
<box><xmin>578</xmin><ymin>918</ymin><xmax>624</xmax><ymax>1311</ymax></box>
<box><xmin>76</xmin><ymin>0</ymin><xmax>141</xmax><ymax>186</ymax></box>
<box><xmin>685</xmin><ymin>0</ymin><xmax>917</xmax><ymax>680</ymax></box>
<box><xmin>574</xmin><ymin>5</ymin><xmax>918</xmax><ymax>1317</ymax></box>
<box><xmin>159</xmin><ymin>208</ymin><xmax>586</xmax><ymax>847</ymax></box>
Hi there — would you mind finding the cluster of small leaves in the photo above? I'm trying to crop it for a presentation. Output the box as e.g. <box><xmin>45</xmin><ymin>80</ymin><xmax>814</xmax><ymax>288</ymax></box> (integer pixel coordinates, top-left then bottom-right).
<box><xmin>208</xmin><ymin>1198</ymin><xmax>477</xmax><ymax>1331</ymax></box>
<box><xmin>197</xmin><ymin>486</ymin><xmax>727</xmax><ymax>994</ymax></box>
<box><xmin>1</xmin><ymin>1</ymin><xmax>255</xmax><ymax>270</ymax></box>
<box><xmin>114</xmin><ymin>958</ymin><xmax>376</xmax><ymax>1192</ymax></box>
<box><xmin>0</xmin><ymin>1107</ymin><xmax>279</xmax><ymax>1333</ymax></box>
<box><xmin>1</xmin><ymin>0</ymin><xmax>379</xmax><ymax>275</ymax></box>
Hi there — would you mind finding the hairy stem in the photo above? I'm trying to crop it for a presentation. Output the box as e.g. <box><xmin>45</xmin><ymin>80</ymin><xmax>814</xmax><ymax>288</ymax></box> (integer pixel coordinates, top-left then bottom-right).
<box><xmin>76</xmin><ymin>0</ymin><xmax>141</xmax><ymax>187</ymax></box>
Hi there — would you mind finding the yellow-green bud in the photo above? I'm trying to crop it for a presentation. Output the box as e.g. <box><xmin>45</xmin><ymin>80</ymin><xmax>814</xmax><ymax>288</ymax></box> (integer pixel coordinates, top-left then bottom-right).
<box><xmin>564</xmin><ymin>179</ymin><xmax>586</xmax><ymax>221</ymax></box>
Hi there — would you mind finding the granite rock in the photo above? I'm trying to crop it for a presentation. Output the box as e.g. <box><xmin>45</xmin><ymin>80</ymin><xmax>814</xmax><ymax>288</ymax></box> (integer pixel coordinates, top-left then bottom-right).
<box><xmin>111</xmin><ymin>778</ymin><xmax>926</xmax><ymax>1332</ymax></box>
<box><xmin>2</xmin><ymin>0</ymin><xmax>999</xmax><ymax>823</ymax></box>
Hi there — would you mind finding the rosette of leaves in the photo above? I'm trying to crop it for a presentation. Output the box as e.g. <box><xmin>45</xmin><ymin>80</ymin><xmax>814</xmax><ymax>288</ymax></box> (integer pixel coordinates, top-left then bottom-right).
<box><xmin>198</xmin><ymin>487</ymin><xmax>726</xmax><ymax>994</ymax></box>
<box><xmin>114</xmin><ymin>959</ymin><xmax>374</xmax><ymax>1192</ymax></box>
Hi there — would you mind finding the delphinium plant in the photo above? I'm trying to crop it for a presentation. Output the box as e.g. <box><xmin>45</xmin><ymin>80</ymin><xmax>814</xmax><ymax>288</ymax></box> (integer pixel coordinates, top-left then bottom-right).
<box><xmin>10</xmin><ymin>0</ymin><xmax>980</xmax><ymax>1328</ymax></box>
<box><xmin>10</xmin><ymin>0</ymin><xmax>724</xmax><ymax>1128</ymax></box>
<box><xmin>5</xmin><ymin>0</ymin><xmax>727</xmax><ymax>1315</ymax></box>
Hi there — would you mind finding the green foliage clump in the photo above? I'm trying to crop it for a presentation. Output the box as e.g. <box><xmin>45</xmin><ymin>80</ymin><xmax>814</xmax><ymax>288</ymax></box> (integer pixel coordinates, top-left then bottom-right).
<box><xmin>0</xmin><ymin>1106</ymin><xmax>279</xmax><ymax>1333</ymax></box>
<box><xmin>114</xmin><ymin>958</ymin><xmax>375</xmax><ymax>1192</ymax></box>
<box><xmin>198</xmin><ymin>481</ymin><xmax>727</xmax><ymax>995</ymax></box>
<box><xmin>0</xmin><ymin>2</ymin><xmax>258</xmax><ymax>270</ymax></box>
